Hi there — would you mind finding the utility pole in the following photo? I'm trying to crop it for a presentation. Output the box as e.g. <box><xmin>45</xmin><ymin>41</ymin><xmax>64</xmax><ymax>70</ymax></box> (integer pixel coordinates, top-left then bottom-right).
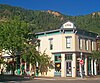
<box><xmin>80</xmin><ymin>52</ymin><xmax>83</xmax><ymax>78</ymax></box>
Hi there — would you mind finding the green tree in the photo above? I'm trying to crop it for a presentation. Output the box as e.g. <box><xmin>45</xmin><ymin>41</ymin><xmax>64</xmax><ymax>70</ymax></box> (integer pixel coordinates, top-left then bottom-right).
<box><xmin>92</xmin><ymin>50</ymin><xmax>100</xmax><ymax>68</ymax></box>
<box><xmin>39</xmin><ymin>52</ymin><xmax>51</xmax><ymax>75</ymax></box>
<box><xmin>92</xmin><ymin>51</ymin><xmax>100</xmax><ymax>59</ymax></box>
<box><xmin>0</xmin><ymin>18</ymin><xmax>51</xmax><ymax>76</ymax></box>
<box><xmin>21</xmin><ymin>41</ymin><xmax>51</xmax><ymax>75</ymax></box>
<box><xmin>0</xmin><ymin>58</ymin><xmax>4</xmax><ymax>64</ymax></box>
<box><xmin>0</xmin><ymin>18</ymin><xmax>30</xmax><ymax>75</ymax></box>
<box><xmin>21</xmin><ymin>41</ymin><xmax>40</xmax><ymax>65</ymax></box>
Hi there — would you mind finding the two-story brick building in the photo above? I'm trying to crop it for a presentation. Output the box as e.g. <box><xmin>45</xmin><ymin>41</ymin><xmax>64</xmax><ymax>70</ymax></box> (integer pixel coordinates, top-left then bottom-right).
<box><xmin>36</xmin><ymin>21</ymin><xmax>98</xmax><ymax>77</ymax></box>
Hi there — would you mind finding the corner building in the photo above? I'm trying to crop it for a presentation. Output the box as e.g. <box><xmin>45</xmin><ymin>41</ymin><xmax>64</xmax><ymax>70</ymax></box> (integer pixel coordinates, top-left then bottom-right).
<box><xmin>36</xmin><ymin>21</ymin><xmax>98</xmax><ymax>77</ymax></box>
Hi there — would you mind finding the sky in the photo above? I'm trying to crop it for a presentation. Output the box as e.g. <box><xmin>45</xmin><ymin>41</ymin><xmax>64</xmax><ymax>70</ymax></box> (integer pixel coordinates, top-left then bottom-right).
<box><xmin>0</xmin><ymin>0</ymin><xmax>100</xmax><ymax>16</ymax></box>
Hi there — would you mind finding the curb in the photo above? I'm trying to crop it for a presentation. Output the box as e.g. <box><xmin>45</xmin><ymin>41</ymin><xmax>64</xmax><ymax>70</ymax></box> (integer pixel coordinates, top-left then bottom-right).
<box><xmin>34</xmin><ymin>76</ymin><xmax>100</xmax><ymax>80</ymax></box>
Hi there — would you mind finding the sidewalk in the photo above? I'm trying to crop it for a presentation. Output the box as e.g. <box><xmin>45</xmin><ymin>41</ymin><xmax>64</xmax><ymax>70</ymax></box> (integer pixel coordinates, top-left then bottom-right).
<box><xmin>0</xmin><ymin>75</ymin><xmax>33</xmax><ymax>82</ymax></box>
<box><xmin>34</xmin><ymin>75</ymin><xmax>100</xmax><ymax>80</ymax></box>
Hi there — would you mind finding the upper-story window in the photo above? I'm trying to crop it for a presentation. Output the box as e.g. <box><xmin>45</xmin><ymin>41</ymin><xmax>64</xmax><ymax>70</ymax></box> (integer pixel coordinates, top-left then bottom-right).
<box><xmin>91</xmin><ymin>40</ymin><xmax>95</xmax><ymax>51</ymax></box>
<box><xmin>66</xmin><ymin>36</ymin><xmax>72</xmax><ymax>48</ymax></box>
<box><xmin>85</xmin><ymin>39</ymin><xmax>89</xmax><ymax>50</ymax></box>
<box><xmin>49</xmin><ymin>38</ymin><xmax>53</xmax><ymax>50</ymax></box>
<box><xmin>79</xmin><ymin>38</ymin><xmax>83</xmax><ymax>50</ymax></box>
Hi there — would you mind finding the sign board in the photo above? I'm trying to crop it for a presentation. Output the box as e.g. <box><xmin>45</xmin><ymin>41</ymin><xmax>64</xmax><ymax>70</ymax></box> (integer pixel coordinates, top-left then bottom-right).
<box><xmin>80</xmin><ymin>59</ymin><xmax>84</xmax><ymax>65</ymax></box>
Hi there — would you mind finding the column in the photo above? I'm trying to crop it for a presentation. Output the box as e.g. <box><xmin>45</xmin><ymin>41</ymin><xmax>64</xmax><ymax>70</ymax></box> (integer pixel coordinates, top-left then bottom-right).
<box><xmin>61</xmin><ymin>54</ymin><xmax>66</xmax><ymax>77</ymax></box>
<box><xmin>84</xmin><ymin>56</ymin><xmax>88</xmax><ymax>76</ymax></box>
<box><xmin>94</xmin><ymin>59</ymin><xmax>97</xmax><ymax>75</ymax></box>
<box><xmin>25</xmin><ymin>62</ymin><xmax>27</xmax><ymax>71</ymax></box>
<box><xmin>72</xmin><ymin>53</ymin><xmax>76</xmax><ymax>77</ymax></box>
<box><xmin>91</xmin><ymin>59</ymin><xmax>94</xmax><ymax>75</ymax></box>
<box><xmin>29</xmin><ymin>63</ymin><xmax>32</xmax><ymax>76</ymax></box>
<box><xmin>30</xmin><ymin>63</ymin><xmax>32</xmax><ymax>71</ymax></box>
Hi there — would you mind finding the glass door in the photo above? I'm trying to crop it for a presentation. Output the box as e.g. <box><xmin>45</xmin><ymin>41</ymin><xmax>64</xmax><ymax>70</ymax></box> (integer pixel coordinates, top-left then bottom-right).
<box><xmin>66</xmin><ymin>61</ymin><xmax>72</xmax><ymax>76</ymax></box>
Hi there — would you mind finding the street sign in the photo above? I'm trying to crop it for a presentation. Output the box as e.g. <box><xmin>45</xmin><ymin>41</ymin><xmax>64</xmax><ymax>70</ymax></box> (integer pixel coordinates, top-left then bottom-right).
<box><xmin>80</xmin><ymin>59</ymin><xmax>84</xmax><ymax>65</ymax></box>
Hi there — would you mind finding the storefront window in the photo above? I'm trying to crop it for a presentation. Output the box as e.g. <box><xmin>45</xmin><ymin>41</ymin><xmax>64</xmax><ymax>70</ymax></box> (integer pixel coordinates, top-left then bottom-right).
<box><xmin>88</xmin><ymin>56</ymin><xmax>91</xmax><ymax>75</ymax></box>
<box><xmin>55</xmin><ymin>56</ymin><xmax>61</xmax><ymax>61</ymax></box>
<box><xmin>55</xmin><ymin>63</ymin><xmax>61</xmax><ymax>72</ymax></box>
<box><xmin>54</xmin><ymin>54</ymin><xmax>61</xmax><ymax>76</ymax></box>
<box><xmin>54</xmin><ymin>54</ymin><xmax>61</xmax><ymax>62</ymax></box>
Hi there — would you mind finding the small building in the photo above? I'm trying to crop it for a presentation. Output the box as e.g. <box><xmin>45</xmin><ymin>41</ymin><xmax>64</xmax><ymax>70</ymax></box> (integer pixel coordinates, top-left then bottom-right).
<box><xmin>36</xmin><ymin>21</ymin><xmax>98</xmax><ymax>77</ymax></box>
<box><xmin>0</xmin><ymin>50</ymin><xmax>13</xmax><ymax>74</ymax></box>
<box><xmin>96</xmin><ymin>36</ymin><xmax>100</xmax><ymax>74</ymax></box>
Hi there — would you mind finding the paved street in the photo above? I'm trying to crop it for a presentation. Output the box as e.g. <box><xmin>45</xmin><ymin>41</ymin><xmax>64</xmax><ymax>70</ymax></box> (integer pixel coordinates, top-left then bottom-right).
<box><xmin>25</xmin><ymin>79</ymin><xmax>100</xmax><ymax>83</ymax></box>
<box><xmin>4</xmin><ymin>79</ymin><xmax>100</xmax><ymax>83</ymax></box>
<box><xmin>1</xmin><ymin>77</ymin><xmax>100</xmax><ymax>83</ymax></box>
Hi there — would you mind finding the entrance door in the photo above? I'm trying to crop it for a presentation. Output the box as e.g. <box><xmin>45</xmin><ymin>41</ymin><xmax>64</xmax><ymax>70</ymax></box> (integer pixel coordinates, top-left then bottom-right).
<box><xmin>66</xmin><ymin>61</ymin><xmax>72</xmax><ymax>76</ymax></box>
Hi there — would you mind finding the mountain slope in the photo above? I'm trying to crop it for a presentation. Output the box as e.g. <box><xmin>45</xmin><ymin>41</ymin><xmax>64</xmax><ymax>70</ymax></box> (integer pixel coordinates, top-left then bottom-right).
<box><xmin>0</xmin><ymin>4</ymin><xmax>100</xmax><ymax>34</ymax></box>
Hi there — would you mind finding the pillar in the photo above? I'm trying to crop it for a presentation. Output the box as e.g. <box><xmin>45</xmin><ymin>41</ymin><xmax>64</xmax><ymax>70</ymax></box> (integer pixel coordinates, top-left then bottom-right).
<box><xmin>61</xmin><ymin>54</ymin><xmax>66</xmax><ymax>77</ymax></box>
<box><xmin>91</xmin><ymin>59</ymin><xmax>94</xmax><ymax>75</ymax></box>
<box><xmin>30</xmin><ymin>63</ymin><xmax>32</xmax><ymax>71</ymax></box>
<box><xmin>72</xmin><ymin>53</ymin><xmax>76</xmax><ymax>77</ymax></box>
<box><xmin>94</xmin><ymin>59</ymin><xmax>97</xmax><ymax>75</ymax></box>
<box><xmin>84</xmin><ymin>56</ymin><xmax>88</xmax><ymax>76</ymax></box>
<box><xmin>25</xmin><ymin>62</ymin><xmax>27</xmax><ymax>71</ymax></box>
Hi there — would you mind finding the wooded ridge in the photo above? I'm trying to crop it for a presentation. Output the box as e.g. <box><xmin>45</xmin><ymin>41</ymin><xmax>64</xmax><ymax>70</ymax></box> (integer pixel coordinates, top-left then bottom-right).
<box><xmin>0</xmin><ymin>4</ymin><xmax>100</xmax><ymax>35</ymax></box>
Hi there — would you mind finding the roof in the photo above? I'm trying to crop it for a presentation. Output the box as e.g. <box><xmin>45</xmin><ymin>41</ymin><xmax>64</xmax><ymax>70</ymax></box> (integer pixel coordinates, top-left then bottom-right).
<box><xmin>35</xmin><ymin>21</ymin><xmax>98</xmax><ymax>38</ymax></box>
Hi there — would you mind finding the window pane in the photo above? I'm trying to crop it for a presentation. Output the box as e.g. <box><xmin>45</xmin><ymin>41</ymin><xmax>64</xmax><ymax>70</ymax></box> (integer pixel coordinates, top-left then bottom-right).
<box><xmin>66</xmin><ymin>36</ymin><xmax>72</xmax><ymax>48</ymax></box>
<box><xmin>65</xmin><ymin>54</ymin><xmax>72</xmax><ymax>60</ymax></box>
<box><xmin>85</xmin><ymin>39</ymin><xmax>88</xmax><ymax>50</ymax></box>
<box><xmin>79</xmin><ymin>38</ymin><xmax>82</xmax><ymax>49</ymax></box>
<box><xmin>55</xmin><ymin>56</ymin><xmax>61</xmax><ymax>61</ymax></box>
<box><xmin>49</xmin><ymin>38</ymin><xmax>53</xmax><ymax>50</ymax></box>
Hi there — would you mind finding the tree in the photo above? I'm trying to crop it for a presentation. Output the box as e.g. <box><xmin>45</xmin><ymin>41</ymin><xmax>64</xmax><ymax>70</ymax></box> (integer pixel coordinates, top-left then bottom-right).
<box><xmin>21</xmin><ymin>41</ymin><xmax>40</xmax><ymax>65</ymax></box>
<box><xmin>92</xmin><ymin>50</ymin><xmax>100</xmax><ymax>59</ymax></box>
<box><xmin>0</xmin><ymin>18</ymin><xmax>51</xmax><ymax>76</ymax></box>
<box><xmin>0</xmin><ymin>58</ymin><xmax>4</xmax><ymax>64</ymax></box>
<box><xmin>39</xmin><ymin>51</ymin><xmax>51</xmax><ymax>75</ymax></box>
<box><xmin>21</xmin><ymin>41</ymin><xmax>52</xmax><ymax>76</ymax></box>
<box><xmin>92</xmin><ymin>50</ymin><xmax>100</xmax><ymax>70</ymax></box>
<box><xmin>91</xmin><ymin>50</ymin><xmax>100</xmax><ymax>74</ymax></box>
<box><xmin>0</xmin><ymin>18</ymin><xmax>30</xmax><ymax>75</ymax></box>
<box><xmin>0</xmin><ymin>50</ymin><xmax>3</xmax><ymax>64</ymax></box>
